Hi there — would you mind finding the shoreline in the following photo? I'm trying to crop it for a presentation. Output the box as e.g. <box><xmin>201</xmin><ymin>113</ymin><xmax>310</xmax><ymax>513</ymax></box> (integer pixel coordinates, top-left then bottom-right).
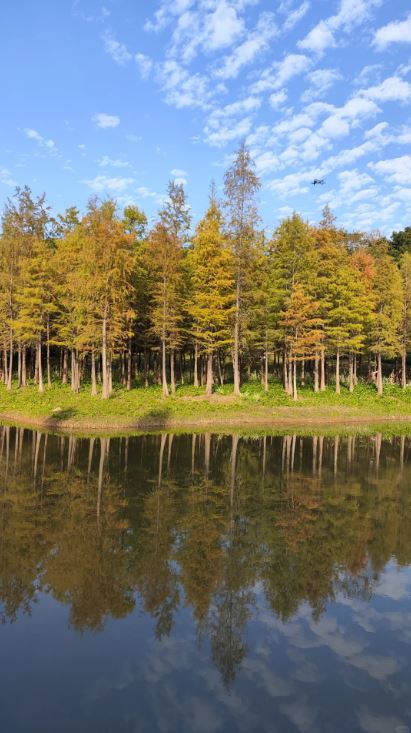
<box><xmin>2</xmin><ymin>408</ymin><xmax>411</xmax><ymax>436</ymax></box>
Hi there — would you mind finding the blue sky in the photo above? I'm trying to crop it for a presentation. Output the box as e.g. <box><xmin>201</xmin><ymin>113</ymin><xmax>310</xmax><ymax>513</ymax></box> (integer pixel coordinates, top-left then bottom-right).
<box><xmin>1</xmin><ymin>0</ymin><xmax>411</xmax><ymax>234</ymax></box>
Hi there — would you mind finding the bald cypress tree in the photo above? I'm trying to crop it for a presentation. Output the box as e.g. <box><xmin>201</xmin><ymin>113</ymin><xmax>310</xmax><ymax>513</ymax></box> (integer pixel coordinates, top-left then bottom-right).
<box><xmin>188</xmin><ymin>196</ymin><xmax>235</xmax><ymax>396</ymax></box>
<box><xmin>224</xmin><ymin>143</ymin><xmax>260</xmax><ymax>395</ymax></box>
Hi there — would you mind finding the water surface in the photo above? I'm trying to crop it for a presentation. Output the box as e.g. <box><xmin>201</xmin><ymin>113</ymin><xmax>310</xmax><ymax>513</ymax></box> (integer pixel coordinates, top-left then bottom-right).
<box><xmin>1</xmin><ymin>427</ymin><xmax>411</xmax><ymax>732</ymax></box>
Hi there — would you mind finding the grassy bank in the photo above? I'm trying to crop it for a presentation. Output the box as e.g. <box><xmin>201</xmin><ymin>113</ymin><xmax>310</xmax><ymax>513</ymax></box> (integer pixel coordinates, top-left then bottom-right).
<box><xmin>2</xmin><ymin>380</ymin><xmax>411</xmax><ymax>432</ymax></box>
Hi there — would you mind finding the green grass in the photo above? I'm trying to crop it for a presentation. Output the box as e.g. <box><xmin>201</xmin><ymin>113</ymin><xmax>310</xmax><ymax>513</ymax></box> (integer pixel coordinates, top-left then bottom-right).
<box><xmin>2</xmin><ymin>377</ymin><xmax>411</xmax><ymax>432</ymax></box>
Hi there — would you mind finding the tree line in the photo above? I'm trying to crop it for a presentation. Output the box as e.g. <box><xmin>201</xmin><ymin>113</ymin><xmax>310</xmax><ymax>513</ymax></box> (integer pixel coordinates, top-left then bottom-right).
<box><xmin>1</xmin><ymin>142</ymin><xmax>411</xmax><ymax>400</ymax></box>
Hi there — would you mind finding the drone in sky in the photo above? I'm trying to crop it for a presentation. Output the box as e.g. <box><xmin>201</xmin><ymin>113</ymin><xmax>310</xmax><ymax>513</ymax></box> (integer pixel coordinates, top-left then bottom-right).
<box><xmin>311</xmin><ymin>179</ymin><xmax>325</xmax><ymax>186</ymax></box>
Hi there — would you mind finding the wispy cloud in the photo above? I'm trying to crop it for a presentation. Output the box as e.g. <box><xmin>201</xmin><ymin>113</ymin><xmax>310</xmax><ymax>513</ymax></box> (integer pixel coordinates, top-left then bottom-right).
<box><xmin>102</xmin><ymin>31</ymin><xmax>132</xmax><ymax>65</ymax></box>
<box><xmin>24</xmin><ymin>128</ymin><xmax>58</xmax><ymax>153</ymax></box>
<box><xmin>92</xmin><ymin>113</ymin><xmax>120</xmax><ymax>128</ymax></box>
<box><xmin>214</xmin><ymin>12</ymin><xmax>278</xmax><ymax>80</ymax></box>
<box><xmin>299</xmin><ymin>0</ymin><xmax>382</xmax><ymax>54</ymax></box>
<box><xmin>83</xmin><ymin>175</ymin><xmax>134</xmax><ymax>192</ymax></box>
<box><xmin>97</xmin><ymin>155</ymin><xmax>130</xmax><ymax>168</ymax></box>
<box><xmin>373</xmin><ymin>12</ymin><xmax>411</xmax><ymax>50</ymax></box>
<box><xmin>0</xmin><ymin>167</ymin><xmax>16</xmax><ymax>187</ymax></box>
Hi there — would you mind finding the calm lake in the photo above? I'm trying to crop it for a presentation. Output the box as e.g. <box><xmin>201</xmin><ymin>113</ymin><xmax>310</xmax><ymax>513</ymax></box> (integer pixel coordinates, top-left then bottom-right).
<box><xmin>1</xmin><ymin>426</ymin><xmax>411</xmax><ymax>733</ymax></box>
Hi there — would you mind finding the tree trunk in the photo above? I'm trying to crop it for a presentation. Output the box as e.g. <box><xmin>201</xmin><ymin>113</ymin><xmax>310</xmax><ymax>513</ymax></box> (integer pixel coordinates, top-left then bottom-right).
<box><xmin>292</xmin><ymin>358</ymin><xmax>298</xmax><ymax>400</ymax></box>
<box><xmin>127</xmin><ymin>338</ymin><xmax>132</xmax><ymax>390</ymax></box>
<box><xmin>46</xmin><ymin>317</ymin><xmax>51</xmax><ymax>387</ymax></box>
<box><xmin>21</xmin><ymin>346</ymin><xmax>26</xmax><ymax>388</ymax></box>
<box><xmin>161</xmin><ymin>338</ymin><xmax>169</xmax><ymax>397</ymax></box>
<box><xmin>376</xmin><ymin>351</ymin><xmax>383</xmax><ymax>395</ymax></box>
<box><xmin>17</xmin><ymin>344</ymin><xmax>21</xmax><ymax>388</ymax></box>
<box><xmin>301</xmin><ymin>359</ymin><xmax>305</xmax><ymax>386</ymax></box>
<box><xmin>192</xmin><ymin>341</ymin><xmax>198</xmax><ymax>387</ymax></box>
<box><xmin>62</xmin><ymin>349</ymin><xmax>68</xmax><ymax>384</ymax></box>
<box><xmin>37</xmin><ymin>337</ymin><xmax>44</xmax><ymax>393</ymax></box>
<box><xmin>6</xmin><ymin>332</ymin><xmax>13</xmax><ymax>390</ymax></box>
<box><xmin>348</xmin><ymin>352</ymin><xmax>354</xmax><ymax>392</ymax></box>
<box><xmin>170</xmin><ymin>349</ymin><xmax>176</xmax><ymax>394</ymax></box>
<box><xmin>206</xmin><ymin>351</ymin><xmax>213</xmax><ymax>397</ymax></box>
<box><xmin>283</xmin><ymin>349</ymin><xmax>289</xmax><ymax>394</ymax></box>
<box><xmin>335</xmin><ymin>349</ymin><xmax>340</xmax><ymax>394</ymax></box>
<box><xmin>264</xmin><ymin>344</ymin><xmax>269</xmax><ymax>392</ymax></box>
<box><xmin>402</xmin><ymin>346</ymin><xmax>407</xmax><ymax>389</ymax></box>
<box><xmin>233</xmin><ymin>280</ymin><xmax>241</xmax><ymax>396</ymax></box>
<box><xmin>91</xmin><ymin>349</ymin><xmax>97</xmax><ymax>396</ymax></box>
<box><xmin>314</xmin><ymin>354</ymin><xmax>319</xmax><ymax>393</ymax></box>
<box><xmin>102</xmin><ymin>314</ymin><xmax>109</xmax><ymax>399</ymax></box>
<box><xmin>320</xmin><ymin>346</ymin><xmax>326</xmax><ymax>391</ymax></box>
<box><xmin>71</xmin><ymin>350</ymin><xmax>79</xmax><ymax>393</ymax></box>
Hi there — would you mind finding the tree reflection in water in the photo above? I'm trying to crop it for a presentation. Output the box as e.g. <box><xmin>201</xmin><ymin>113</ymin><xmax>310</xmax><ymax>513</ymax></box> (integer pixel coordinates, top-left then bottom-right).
<box><xmin>1</xmin><ymin>426</ymin><xmax>411</xmax><ymax>685</ymax></box>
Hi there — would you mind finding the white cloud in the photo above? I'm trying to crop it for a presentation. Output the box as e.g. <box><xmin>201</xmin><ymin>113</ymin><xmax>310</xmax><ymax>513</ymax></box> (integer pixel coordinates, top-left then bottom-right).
<box><xmin>135</xmin><ymin>53</ymin><xmax>153</xmax><ymax>79</ymax></box>
<box><xmin>203</xmin><ymin>0</ymin><xmax>244</xmax><ymax>51</ymax></box>
<box><xmin>301</xmin><ymin>68</ymin><xmax>341</xmax><ymax>103</ymax></box>
<box><xmin>92</xmin><ymin>113</ymin><xmax>120</xmax><ymax>129</ymax></box>
<box><xmin>299</xmin><ymin>20</ymin><xmax>336</xmax><ymax>54</ymax></box>
<box><xmin>282</xmin><ymin>1</ymin><xmax>310</xmax><ymax>32</ymax></box>
<box><xmin>299</xmin><ymin>0</ymin><xmax>382</xmax><ymax>54</ymax></box>
<box><xmin>170</xmin><ymin>167</ymin><xmax>188</xmax><ymax>185</ymax></box>
<box><xmin>102</xmin><ymin>32</ymin><xmax>132</xmax><ymax>65</ymax></box>
<box><xmin>254</xmin><ymin>150</ymin><xmax>281</xmax><ymax>174</ymax></box>
<box><xmin>373</xmin><ymin>12</ymin><xmax>411</xmax><ymax>50</ymax></box>
<box><xmin>269</xmin><ymin>90</ymin><xmax>288</xmax><ymax>108</ymax></box>
<box><xmin>369</xmin><ymin>155</ymin><xmax>411</xmax><ymax>185</ymax></box>
<box><xmin>215</xmin><ymin>12</ymin><xmax>278</xmax><ymax>80</ymax></box>
<box><xmin>360</xmin><ymin>76</ymin><xmax>411</xmax><ymax>103</ymax></box>
<box><xmin>97</xmin><ymin>156</ymin><xmax>130</xmax><ymax>168</ymax></box>
<box><xmin>84</xmin><ymin>175</ymin><xmax>134</xmax><ymax>192</ymax></box>
<box><xmin>251</xmin><ymin>53</ymin><xmax>311</xmax><ymax>94</ymax></box>
<box><xmin>159</xmin><ymin>60</ymin><xmax>214</xmax><ymax>109</ymax></box>
<box><xmin>206</xmin><ymin>116</ymin><xmax>252</xmax><ymax>146</ymax></box>
<box><xmin>0</xmin><ymin>167</ymin><xmax>16</xmax><ymax>187</ymax></box>
<box><xmin>24</xmin><ymin>127</ymin><xmax>57</xmax><ymax>153</ymax></box>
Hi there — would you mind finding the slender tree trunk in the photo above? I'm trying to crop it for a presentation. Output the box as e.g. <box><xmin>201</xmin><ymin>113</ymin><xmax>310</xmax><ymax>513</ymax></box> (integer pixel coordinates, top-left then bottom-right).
<box><xmin>376</xmin><ymin>351</ymin><xmax>383</xmax><ymax>395</ymax></box>
<box><xmin>320</xmin><ymin>346</ymin><xmax>326</xmax><ymax>391</ymax></box>
<box><xmin>292</xmin><ymin>357</ymin><xmax>298</xmax><ymax>400</ymax></box>
<box><xmin>301</xmin><ymin>359</ymin><xmax>305</xmax><ymax>386</ymax></box>
<box><xmin>91</xmin><ymin>348</ymin><xmax>97</xmax><ymax>396</ymax></box>
<box><xmin>264</xmin><ymin>343</ymin><xmax>269</xmax><ymax>392</ymax></box>
<box><xmin>144</xmin><ymin>346</ymin><xmax>149</xmax><ymax>388</ymax></box>
<box><xmin>108</xmin><ymin>352</ymin><xmax>113</xmax><ymax>394</ymax></box>
<box><xmin>170</xmin><ymin>349</ymin><xmax>176</xmax><ymax>395</ymax></box>
<box><xmin>17</xmin><ymin>344</ymin><xmax>21</xmax><ymax>388</ymax></box>
<box><xmin>21</xmin><ymin>346</ymin><xmax>26</xmax><ymax>387</ymax></box>
<box><xmin>335</xmin><ymin>349</ymin><xmax>340</xmax><ymax>394</ymax></box>
<box><xmin>193</xmin><ymin>341</ymin><xmax>199</xmax><ymax>387</ymax></box>
<box><xmin>206</xmin><ymin>351</ymin><xmax>213</xmax><ymax>397</ymax></box>
<box><xmin>288</xmin><ymin>356</ymin><xmax>293</xmax><ymax>396</ymax></box>
<box><xmin>233</xmin><ymin>280</ymin><xmax>241</xmax><ymax>396</ymax></box>
<box><xmin>314</xmin><ymin>354</ymin><xmax>319</xmax><ymax>393</ymax></box>
<box><xmin>402</xmin><ymin>346</ymin><xmax>407</xmax><ymax>389</ymax></box>
<box><xmin>3</xmin><ymin>346</ymin><xmax>7</xmax><ymax>384</ymax></box>
<box><xmin>348</xmin><ymin>352</ymin><xmax>354</xmax><ymax>392</ymax></box>
<box><xmin>7</xmin><ymin>332</ymin><xmax>13</xmax><ymax>390</ymax></box>
<box><xmin>127</xmin><ymin>338</ymin><xmax>132</xmax><ymax>391</ymax></box>
<box><xmin>120</xmin><ymin>352</ymin><xmax>126</xmax><ymax>386</ymax></box>
<box><xmin>46</xmin><ymin>317</ymin><xmax>51</xmax><ymax>387</ymax></box>
<box><xmin>283</xmin><ymin>349</ymin><xmax>289</xmax><ymax>394</ymax></box>
<box><xmin>62</xmin><ymin>349</ymin><xmax>68</xmax><ymax>384</ymax></box>
<box><xmin>102</xmin><ymin>314</ymin><xmax>109</xmax><ymax>399</ymax></box>
<box><xmin>71</xmin><ymin>350</ymin><xmax>79</xmax><ymax>393</ymax></box>
<box><xmin>37</xmin><ymin>337</ymin><xmax>44</xmax><ymax>393</ymax></box>
<box><xmin>353</xmin><ymin>354</ymin><xmax>358</xmax><ymax>386</ymax></box>
<box><xmin>161</xmin><ymin>338</ymin><xmax>169</xmax><ymax>397</ymax></box>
